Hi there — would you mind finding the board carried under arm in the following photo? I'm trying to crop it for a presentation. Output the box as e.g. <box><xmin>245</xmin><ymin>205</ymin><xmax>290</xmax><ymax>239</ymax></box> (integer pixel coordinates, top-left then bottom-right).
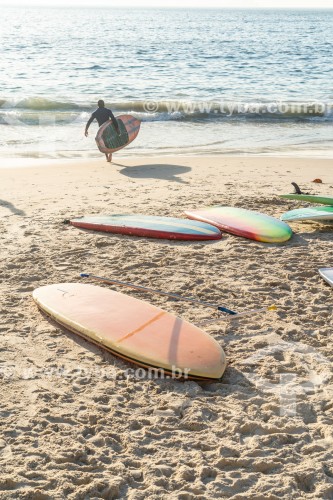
<box><xmin>95</xmin><ymin>114</ymin><xmax>141</xmax><ymax>154</ymax></box>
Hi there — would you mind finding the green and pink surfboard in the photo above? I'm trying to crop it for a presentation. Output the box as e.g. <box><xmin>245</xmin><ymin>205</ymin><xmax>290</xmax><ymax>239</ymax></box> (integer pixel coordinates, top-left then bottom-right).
<box><xmin>185</xmin><ymin>206</ymin><xmax>292</xmax><ymax>243</ymax></box>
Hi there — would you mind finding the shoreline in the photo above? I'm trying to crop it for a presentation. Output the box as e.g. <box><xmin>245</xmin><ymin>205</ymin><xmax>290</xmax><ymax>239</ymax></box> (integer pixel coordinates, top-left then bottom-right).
<box><xmin>1</xmin><ymin>153</ymin><xmax>333</xmax><ymax>169</ymax></box>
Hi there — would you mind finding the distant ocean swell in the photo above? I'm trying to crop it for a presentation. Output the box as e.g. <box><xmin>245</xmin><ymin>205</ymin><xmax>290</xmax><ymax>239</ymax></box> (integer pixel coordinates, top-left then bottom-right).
<box><xmin>1</xmin><ymin>98</ymin><xmax>333</xmax><ymax>125</ymax></box>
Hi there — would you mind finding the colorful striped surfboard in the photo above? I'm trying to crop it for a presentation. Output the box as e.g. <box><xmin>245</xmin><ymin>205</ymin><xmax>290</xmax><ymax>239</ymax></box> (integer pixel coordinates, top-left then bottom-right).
<box><xmin>70</xmin><ymin>215</ymin><xmax>222</xmax><ymax>241</ymax></box>
<box><xmin>95</xmin><ymin>114</ymin><xmax>141</xmax><ymax>154</ymax></box>
<box><xmin>33</xmin><ymin>283</ymin><xmax>227</xmax><ymax>381</ymax></box>
<box><xmin>185</xmin><ymin>206</ymin><xmax>292</xmax><ymax>243</ymax></box>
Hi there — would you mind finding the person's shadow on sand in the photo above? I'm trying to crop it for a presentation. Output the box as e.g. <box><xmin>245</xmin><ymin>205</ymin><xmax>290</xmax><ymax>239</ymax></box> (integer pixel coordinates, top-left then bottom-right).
<box><xmin>116</xmin><ymin>164</ymin><xmax>191</xmax><ymax>184</ymax></box>
<box><xmin>0</xmin><ymin>200</ymin><xmax>25</xmax><ymax>216</ymax></box>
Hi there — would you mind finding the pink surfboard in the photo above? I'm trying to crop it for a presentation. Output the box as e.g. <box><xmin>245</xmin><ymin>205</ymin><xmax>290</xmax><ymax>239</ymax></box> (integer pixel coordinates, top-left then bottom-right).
<box><xmin>33</xmin><ymin>283</ymin><xmax>226</xmax><ymax>381</ymax></box>
<box><xmin>95</xmin><ymin>114</ymin><xmax>141</xmax><ymax>154</ymax></box>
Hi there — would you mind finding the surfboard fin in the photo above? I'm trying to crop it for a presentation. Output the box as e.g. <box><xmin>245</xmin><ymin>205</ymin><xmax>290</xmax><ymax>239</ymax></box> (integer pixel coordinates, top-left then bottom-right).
<box><xmin>291</xmin><ymin>182</ymin><xmax>302</xmax><ymax>194</ymax></box>
<box><xmin>291</xmin><ymin>182</ymin><xmax>310</xmax><ymax>195</ymax></box>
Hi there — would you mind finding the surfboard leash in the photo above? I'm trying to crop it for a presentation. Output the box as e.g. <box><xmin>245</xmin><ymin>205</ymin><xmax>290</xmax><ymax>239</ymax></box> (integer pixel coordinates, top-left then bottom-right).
<box><xmin>80</xmin><ymin>273</ymin><xmax>277</xmax><ymax>321</ymax></box>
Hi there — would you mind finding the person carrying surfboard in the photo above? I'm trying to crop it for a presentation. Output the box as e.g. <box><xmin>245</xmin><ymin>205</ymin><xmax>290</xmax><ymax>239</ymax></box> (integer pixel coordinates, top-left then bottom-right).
<box><xmin>85</xmin><ymin>100</ymin><xmax>120</xmax><ymax>162</ymax></box>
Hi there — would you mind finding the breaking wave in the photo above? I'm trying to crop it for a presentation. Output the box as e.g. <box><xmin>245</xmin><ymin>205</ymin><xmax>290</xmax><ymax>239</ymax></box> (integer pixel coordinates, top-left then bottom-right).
<box><xmin>1</xmin><ymin>97</ymin><xmax>332</xmax><ymax>124</ymax></box>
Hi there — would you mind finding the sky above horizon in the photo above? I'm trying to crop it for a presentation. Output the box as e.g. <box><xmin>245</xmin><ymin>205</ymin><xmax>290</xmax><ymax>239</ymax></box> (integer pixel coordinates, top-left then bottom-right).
<box><xmin>1</xmin><ymin>0</ymin><xmax>332</xmax><ymax>8</ymax></box>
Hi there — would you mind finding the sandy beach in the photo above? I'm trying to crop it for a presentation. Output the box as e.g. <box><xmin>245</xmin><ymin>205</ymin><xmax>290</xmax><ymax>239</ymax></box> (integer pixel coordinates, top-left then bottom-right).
<box><xmin>1</xmin><ymin>155</ymin><xmax>333</xmax><ymax>498</ymax></box>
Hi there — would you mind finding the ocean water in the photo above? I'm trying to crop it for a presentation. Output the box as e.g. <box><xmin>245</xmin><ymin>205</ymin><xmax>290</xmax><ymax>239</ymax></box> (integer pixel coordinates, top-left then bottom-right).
<box><xmin>0</xmin><ymin>7</ymin><xmax>332</xmax><ymax>159</ymax></box>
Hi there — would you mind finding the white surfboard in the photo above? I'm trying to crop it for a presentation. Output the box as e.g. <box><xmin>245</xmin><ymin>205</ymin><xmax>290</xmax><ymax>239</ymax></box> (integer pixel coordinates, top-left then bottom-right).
<box><xmin>281</xmin><ymin>206</ymin><xmax>333</xmax><ymax>222</ymax></box>
<box><xmin>319</xmin><ymin>268</ymin><xmax>333</xmax><ymax>288</ymax></box>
